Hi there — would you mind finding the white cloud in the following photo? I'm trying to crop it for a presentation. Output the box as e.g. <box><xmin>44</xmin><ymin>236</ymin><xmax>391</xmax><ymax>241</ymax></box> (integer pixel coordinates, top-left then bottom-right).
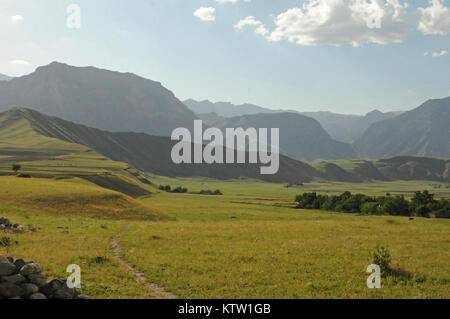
<box><xmin>235</xmin><ymin>0</ymin><xmax>410</xmax><ymax>47</ymax></box>
<box><xmin>235</xmin><ymin>16</ymin><xmax>269</xmax><ymax>35</ymax></box>
<box><xmin>214</xmin><ymin>0</ymin><xmax>251</xmax><ymax>3</ymax></box>
<box><xmin>417</xmin><ymin>0</ymin><xmax>450</xmax><ymax>35</ymax></box>
<box><xmin>194</xmin><ymin>7</ymin><xmax>216</xmax><ymax>22</ymax></box>
<box><xmin>10</xmin><ymin>15</ymin><xmax>23</xmax><ymax>22</ymax></box>
<box><xmin>432</xmin><ymin>49</ymin><xmax>448</xmax><ymax>57</ymax></box>
<box><xmin>424</xmin><ymin>51</ymin><xmax>429</xmax><ymax>56</ymax></box>
<box><xmin>9</xmin><ymin>60</ymin><xmax>29</xmax><ymax>65</ymax></box>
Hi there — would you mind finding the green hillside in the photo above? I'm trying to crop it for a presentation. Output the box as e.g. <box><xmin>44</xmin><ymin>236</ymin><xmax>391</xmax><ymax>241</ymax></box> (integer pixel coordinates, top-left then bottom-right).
<box><xmin>0</xmin><ymin>108</ymin><xmax>154</xmax><ymax>197</ymax></box>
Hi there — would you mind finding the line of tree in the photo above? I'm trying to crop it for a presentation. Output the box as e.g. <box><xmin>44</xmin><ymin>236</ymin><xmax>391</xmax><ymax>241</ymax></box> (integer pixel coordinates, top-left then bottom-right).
<box><xmin>295</xmin><ymin>190</ymin><xmax>450</xmax><ymax>218</ymax></box>
<box><xmin>158</xmin><ymin>185</ymin><xmax>188</xmax><ymax>193</ymax></box>
<box><xmin>198</xmin><ymin>189</ymin><xmax>223</xmax><ymax>196</ymax></box>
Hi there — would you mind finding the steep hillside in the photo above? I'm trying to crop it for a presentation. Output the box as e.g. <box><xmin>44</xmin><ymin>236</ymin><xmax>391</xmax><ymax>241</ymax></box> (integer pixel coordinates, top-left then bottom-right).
<box><xmin>0</xmin><ymin>108</ymin><xmax>154</xmax><ymax>197</ymax></box>
<box><xmin>354</xmin><ymin>97</ymin><xmax>450</xmax><ymax>158</ymax></box>
<box><xmin>0</xmin><ymin>62</ymin><xmax>198</xmax><ymax>136</ymax></box>
<box><xmin>215</xmin><ymin>113</ymin><xmax>358</xmax><ymax>162</ymax></box>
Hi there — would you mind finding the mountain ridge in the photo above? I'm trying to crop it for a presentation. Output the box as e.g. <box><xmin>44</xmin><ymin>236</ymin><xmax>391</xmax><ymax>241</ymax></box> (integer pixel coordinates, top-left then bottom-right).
<box><xmin>0</xmin><ymin>62</ymin><xmax>198</xmax><ymax>136</ymax></box>
<box><xmin>183</xmin><ymin>99</ymin><xmax>402</xmax><ymax>142</ymax></box>
<box><xmin>354</xmin><ymin>97</ymin><xmax>450</xmax><ymax>158</ymax></box>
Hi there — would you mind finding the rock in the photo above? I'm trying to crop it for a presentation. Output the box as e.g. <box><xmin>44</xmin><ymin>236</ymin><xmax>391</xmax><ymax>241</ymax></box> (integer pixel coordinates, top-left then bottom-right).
<box><xmin>76</xmin><ymin>294</ymin><xmax>90</xmax><ymax>299</ymax></box>
<box><xmin>29</xmin><ymin>293</ymin><xmax>47</xmax><ymax>299</ymax></box>
<box><xmin>20</xmin><ymin>283</ymin><xmax>39</xmax><ymax>297</ymax></box>
<box><xmin>53</xmin><ymin>287</ymin><xmax>76</xmax><ymax>299</ymax></box>
<box><xmin>14</xmin><ymin>259</ymin><xmax>26</xmax><ymax>270</ymax></box>
<box><xmin>0</xmin><ymin>256</ymin><xmax>10</xmax><ymax>264</ymax></box>
<box><xmin>20</xmin><ymin>263</ymin><xmax>42</xmax><ymax>276</ymax></box>
<box><xmin>1</xmin><ymin>274</ymin><xmax>27</xmax><ymax>285</ymax></box>
<box><xmin>28</xmin><ymin>225</ymin><xmax>36</xmax><ymax>232</ymax></box>
<box><xmin>9</xmin><ymin>296</ymin><xmax>22</xmax><ymax>299</ymax></box>
<box><xmin>61</xmin><ymin>230</ymin><xmax>69</xmax><ymax>234</ymax></box>
<box><xmin>7</xmin><ymin>257</ymin><xmax>14</xmax><ymax>263</ymax></box>
<box><xmin>12</xmin><ymin>225</ymin><xmax>24</xmax><ymax>234</ymax></box>
<box><xmin>40</xmin><ymin>279</ymin><xmax>65</xmax><ymax>297</ymax></box>
<box><xmin>27</xmin><ymin>274</ymin><xmax>50</xmax><ymax>287</ymax></box>
<box><xmin>0</xmin><ymin>218</ymin><xmax>11</xmax><ymax>227</ymax></box>
<box><xmin>0</xmin><ymin>282</ymin><xmax>24</xmax><ymax>298</ymax></box>
<box><xmin>0</xmin><ymin>262</ymin><xmax>17</xmax><ymax>276</ymax></box>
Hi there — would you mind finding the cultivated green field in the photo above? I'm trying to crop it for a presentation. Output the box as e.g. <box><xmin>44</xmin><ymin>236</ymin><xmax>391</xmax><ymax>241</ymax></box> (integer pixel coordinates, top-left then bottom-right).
<box><xmin>1</xmin><ymin>175</ymin><xmax>449</xmax><ymax>299</ymax></box>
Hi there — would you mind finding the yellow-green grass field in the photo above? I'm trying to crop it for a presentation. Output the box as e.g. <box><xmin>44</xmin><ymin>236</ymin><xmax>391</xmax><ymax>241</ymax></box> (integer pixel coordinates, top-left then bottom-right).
<box><xmin>1</xmin><ymin>175</ymin><xmax>448</xmax><ymax>299</ymax></box>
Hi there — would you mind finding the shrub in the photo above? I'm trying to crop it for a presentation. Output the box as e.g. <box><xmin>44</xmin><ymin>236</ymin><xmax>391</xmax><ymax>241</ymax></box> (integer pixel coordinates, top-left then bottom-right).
<box><xmin>0</xmin><ymin>237</ymin><xmax>18</xmax><ymax>253</ymax></box>
<box><xmin>371</xmin><ymin>245</ymin><xmax>392</xmax><ymax>275</ymax></box>
<box><xmin>11</xmin><ymin>163</ymin><xmax>21</xmax><ymax>173</ymax></box>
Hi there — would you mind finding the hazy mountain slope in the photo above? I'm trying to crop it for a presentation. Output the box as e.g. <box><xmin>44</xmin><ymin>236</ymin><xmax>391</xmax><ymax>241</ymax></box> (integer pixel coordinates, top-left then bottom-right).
<box><xmin>302</xmin><ymin>110</ymin><xmax>402</xmax><ymax>142</ymax></box>
<box><xmin>196</xmin><ymin>112</ymin><xmax>226</xmax><ymax>126</ymax></box>
<box><xmin>215</xmin><ymin>113</ymin><xmax>358</xmax><ymax>162</ymax></box>
<box><xmin>1</xmin><ymin>108</ymin><xmax>324</xmax><ymax>183</ymax></box>
<box><xmin>0</xmin><ymin>74</ymin><xmax>11</xmax><ymax>81</ymax></box>
<box><xmin>184</xmin><ymin>99</ymin><xmax>401</xmax><ymax>142</ymax></box>
<box><xmin>0</xmin><ymin>62</ymin><xmax>198</xmax><ymax>136</ymax></box>
<box><xmin>184</xmin><ymin>99</ymin><xmax>275</xmax><ymax>117</ymax></box>
<box><xmin>354</xmin><ymin>97</ymin><xmax>450</xmax><ymax>158</ymax></box>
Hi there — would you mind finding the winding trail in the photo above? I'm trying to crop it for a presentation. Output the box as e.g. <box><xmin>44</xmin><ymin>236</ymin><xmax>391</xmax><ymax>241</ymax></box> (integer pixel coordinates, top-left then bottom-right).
<box><xmin>111</xmin><ymin>225</ymin><xmax>177</xmax><ymax>299</ymax></box>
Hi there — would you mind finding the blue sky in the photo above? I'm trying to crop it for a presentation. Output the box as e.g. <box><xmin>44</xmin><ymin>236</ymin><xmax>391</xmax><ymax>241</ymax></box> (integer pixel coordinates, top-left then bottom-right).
<box><xmin>1</xmin><ymin>0</ymin><xmax>449</xmax><ymax>114</ymax></box>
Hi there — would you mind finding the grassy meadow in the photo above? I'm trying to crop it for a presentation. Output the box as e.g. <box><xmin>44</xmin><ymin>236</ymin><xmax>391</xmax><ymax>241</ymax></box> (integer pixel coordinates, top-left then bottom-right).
<box><xmin>1</xmin><ymin>173</ymin><xmax>449</xmax><ymax>299</ymax></box>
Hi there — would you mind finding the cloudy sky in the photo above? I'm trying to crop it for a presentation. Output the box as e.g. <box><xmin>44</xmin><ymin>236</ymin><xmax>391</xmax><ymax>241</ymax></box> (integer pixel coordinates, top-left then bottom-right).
<box><xmin>1</xmin><ymin>0</ymin><xmax>449</xmax><ymax>114</ymax></box>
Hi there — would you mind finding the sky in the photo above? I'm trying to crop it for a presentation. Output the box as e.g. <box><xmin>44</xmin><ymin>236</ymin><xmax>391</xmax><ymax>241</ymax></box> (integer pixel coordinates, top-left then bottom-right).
<box><xmin>0</xmin><ymin>0</ymin><xmax>449</xmax><ymax>114</ymax></box>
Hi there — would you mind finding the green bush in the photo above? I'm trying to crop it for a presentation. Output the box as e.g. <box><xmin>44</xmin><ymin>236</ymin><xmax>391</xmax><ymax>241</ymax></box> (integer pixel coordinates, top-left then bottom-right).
<box><xmin>371</xmin><ymin>245</ymin><xmax>392</xmax><ymax>275</ymax></box>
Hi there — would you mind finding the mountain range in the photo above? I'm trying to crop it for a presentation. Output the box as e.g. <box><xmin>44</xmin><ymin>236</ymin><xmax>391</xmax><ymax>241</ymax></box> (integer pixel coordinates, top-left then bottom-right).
<box><xmin>183</xmin><ymin>99</ymin><xmax>402</xmax><ymax>143</ymax></box>
<box><xmin>0</xmin><ymin>62</ymin><xmax>447</xmax><ymax>163</ymax></box>
<box><xmin>0</xmin><ymin>62</ymin><xmax>197</xmax><ymax>136</ymax></box>
<box><xmin>213</xmin><ymin>113</ymin><xmax>358</xmax><ymax>162</ymax></box>
<box><xmin>1</xmin><ymin>107</ymin><xmax>448</xmax><ymax>183</ymax></box>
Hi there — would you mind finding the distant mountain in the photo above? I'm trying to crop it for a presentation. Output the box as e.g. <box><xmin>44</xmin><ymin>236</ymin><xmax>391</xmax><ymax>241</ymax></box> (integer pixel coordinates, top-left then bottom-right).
<box><xmin>184</xmin><ymin>99</ymin><xmax>401</xmax><ymax>142</ymax></box>
<box><xmin>214</xmin><ymin>113</ymin><xmax>358</xmax><ymax>162</ymax></box>
<box><xmin>0</xmin><ymin>62</ymin><xmax>198</xmax><ymax>136</ymax></box>
<box><xmin>0</xmin><ymin>74</ymin><xmax>11</xmax><ymax>81</ymax></box>
<box><xmin>354</xmin><ymin>97</ymin><xmax>450</xmax><ymax>158</ymax></box>
<box><xmin>184</xmin><ymin>99</ymin><xmax>275</xmax><ymax>117</ymax></box>
<box><xmin>302</xmin><ymin>110</ymin><xmax>402</xmax><ymax>142</ymax></box>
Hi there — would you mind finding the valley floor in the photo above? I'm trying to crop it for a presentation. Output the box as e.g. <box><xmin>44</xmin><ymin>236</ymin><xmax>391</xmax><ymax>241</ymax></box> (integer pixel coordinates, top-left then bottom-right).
<box><xmin>1</xmin><ymin>176</ymin><xmax>449</xmax><ymax>298</ymax></box>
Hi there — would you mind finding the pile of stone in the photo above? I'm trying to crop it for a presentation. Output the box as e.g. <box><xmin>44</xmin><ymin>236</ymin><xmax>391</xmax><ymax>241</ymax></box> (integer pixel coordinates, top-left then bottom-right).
<box><xmin>0</xmin><ymin>255</ymin><xmax>89</xmax><ymax>299</ymax></box>
<box><xmin>0</xmin><ymin>218</ymin><xmax>24</xmax><ymax>233</ymax></box>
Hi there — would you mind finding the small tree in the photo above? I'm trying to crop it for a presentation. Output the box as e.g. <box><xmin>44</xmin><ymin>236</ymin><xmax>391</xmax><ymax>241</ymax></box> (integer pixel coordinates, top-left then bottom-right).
<box><xmin>11</xmin><ymin>163</ymin><xmax>21</xmax><ymax>174</ymax></box>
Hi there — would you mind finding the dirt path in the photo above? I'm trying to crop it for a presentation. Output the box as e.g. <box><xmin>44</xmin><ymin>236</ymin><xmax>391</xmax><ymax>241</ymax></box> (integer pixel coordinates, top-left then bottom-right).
<box><xmin>111</xmin><ymin>225</ymin><xmax>177</xmax><ymax>299</ymax></box>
